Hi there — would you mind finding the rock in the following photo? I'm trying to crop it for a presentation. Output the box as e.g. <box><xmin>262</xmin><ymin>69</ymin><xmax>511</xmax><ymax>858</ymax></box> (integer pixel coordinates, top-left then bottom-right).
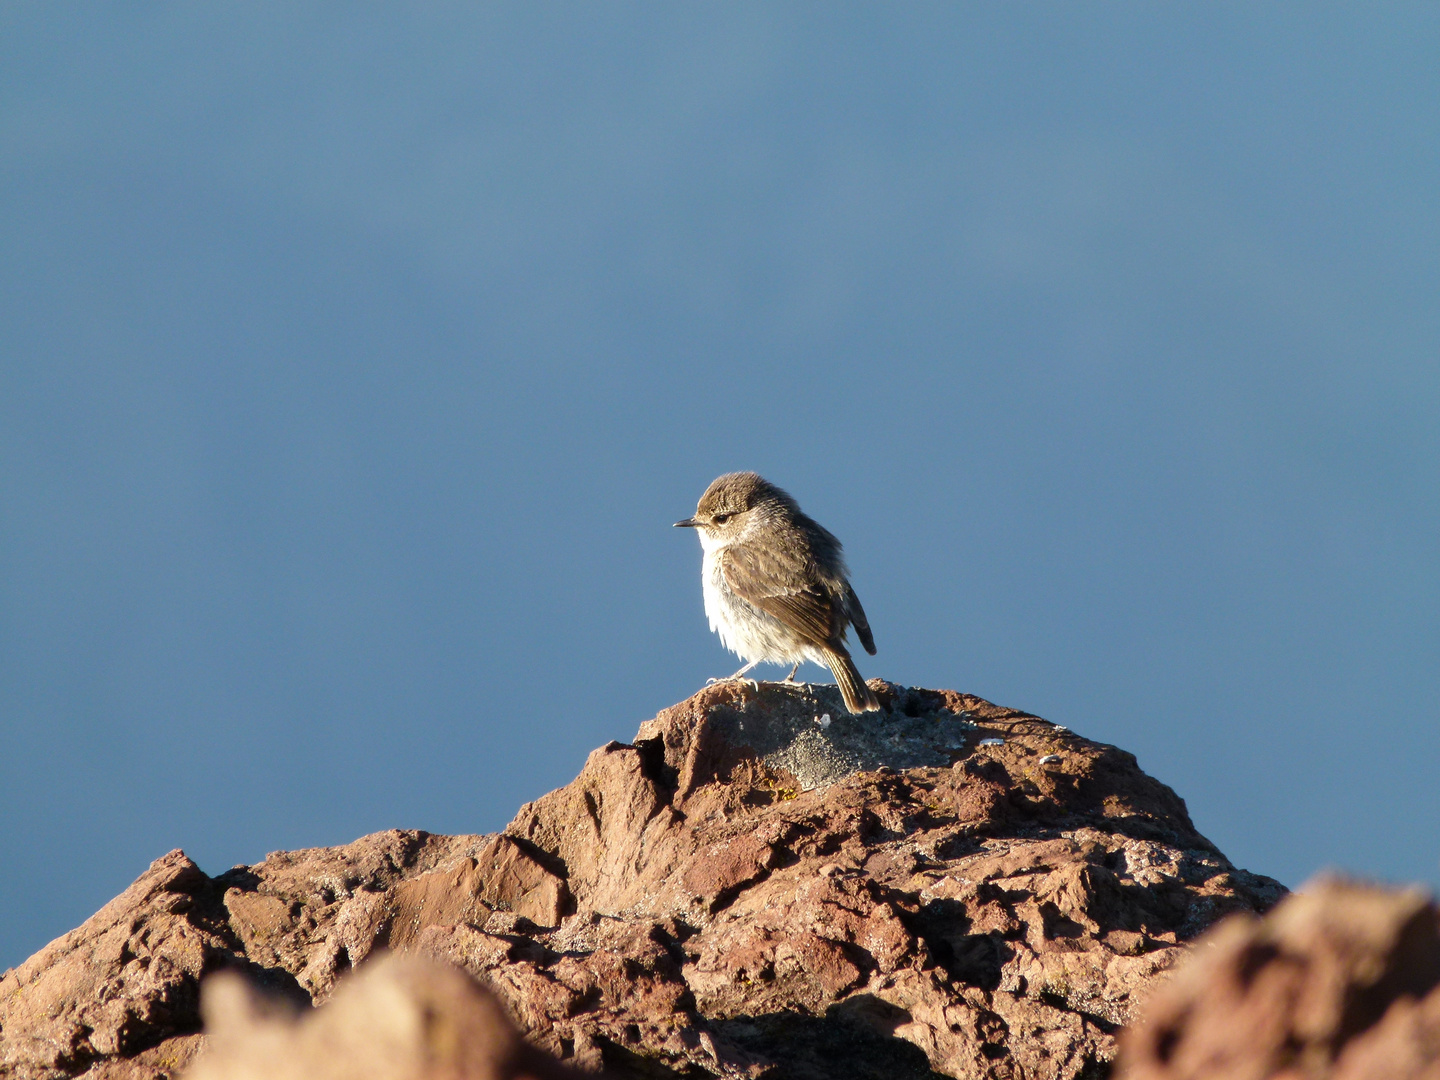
<box><xmin>184</xmin><ymin>952</ymin><xmax>583</xmax><ymax>1080</ymax></box>
<box><xmin>1117</xmin><ymin>876</ymin><xmax>1440</xmax><ymax>1080</ymax></box>
<box><xmin>387</xmin><ymin>836</ymin><xmax>570</xmax><ymax>948</ymax></box>
<box><xmin>0</xmin><ymin>849</ymin><xmax>276</xmax><ymax>1080</ymax></box>
<box><xmin>0</xmin><ymin>682</ymin><xmax>1285</xmax><ymax>1079</ymax></box>
<box><xmin>0</xmin><ymin>832</ymin><xmax>513</xmax><ymax>1079</ymax></box>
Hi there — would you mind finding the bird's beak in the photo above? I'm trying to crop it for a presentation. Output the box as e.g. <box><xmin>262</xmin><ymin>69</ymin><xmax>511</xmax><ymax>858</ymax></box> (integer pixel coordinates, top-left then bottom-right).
<box><xmin>673</xmin><ymin>518</ymin><xmax>699</xmax><ymax>528</ymax></box>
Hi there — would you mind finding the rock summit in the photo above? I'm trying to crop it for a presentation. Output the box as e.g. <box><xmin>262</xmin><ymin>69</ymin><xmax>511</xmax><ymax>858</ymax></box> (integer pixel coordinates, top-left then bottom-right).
<box><xmin>1</xmin><ymin>682</ymin><xmax>1286</xmax><ymax>1079</ymax></box>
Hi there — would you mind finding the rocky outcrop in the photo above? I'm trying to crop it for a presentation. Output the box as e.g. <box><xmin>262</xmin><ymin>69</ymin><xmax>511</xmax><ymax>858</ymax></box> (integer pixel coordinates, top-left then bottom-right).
<box><xmin>1118</xmin><ymin>876</ymin><xmax>1440</xmax><ymax>1080</ymax></box>
<box><xmin>1</xmin><ymin>682</ymin><xmax>1284</xmax><ymax>1079</ymax></box>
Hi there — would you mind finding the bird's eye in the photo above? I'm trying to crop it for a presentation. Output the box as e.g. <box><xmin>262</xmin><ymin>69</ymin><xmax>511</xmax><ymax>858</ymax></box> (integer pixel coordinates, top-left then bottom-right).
<box><xmin>713</xmin><ymin>513</ymin><xmax>731</xmax><ymax>524</ymax></box>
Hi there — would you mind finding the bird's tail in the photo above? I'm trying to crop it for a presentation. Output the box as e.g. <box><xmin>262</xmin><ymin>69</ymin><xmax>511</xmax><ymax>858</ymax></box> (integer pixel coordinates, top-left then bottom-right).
<box><xmin>822</xmin><ymin>646</ymin><xmax>880</xmax><ymax>714</ymax></box>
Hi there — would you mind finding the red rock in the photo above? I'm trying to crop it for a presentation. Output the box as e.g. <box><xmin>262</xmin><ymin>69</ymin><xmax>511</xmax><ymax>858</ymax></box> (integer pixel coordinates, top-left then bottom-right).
<box><xmin>0</xmin><ymin>850</ymin><xmax>234</xmax><ymax>1078</ymax></box>
<box><xmin>1118</xmin><ymin>876</ymin><xmax>1440</xmax><ymax>1080</ymax></box>
<box><xmin>0</xmin><ymin>683</ymin><xmax>1287</xmax><ymax>1079</ymax></box>
<box><xmin>388</xmin><ymin>836</ymin><xmax>570</xmax><ymax>948</ymax></box>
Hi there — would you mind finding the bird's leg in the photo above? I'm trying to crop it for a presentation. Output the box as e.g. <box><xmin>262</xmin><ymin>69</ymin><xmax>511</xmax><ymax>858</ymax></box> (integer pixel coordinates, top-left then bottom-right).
<box><xmin>706</xmin><ymin>659</ymin><xmax>761</xmax><ymax>690</ymax></box>
<box><xmin>729</xmin><ymin>660</ymin><xmax>761</xmax><ymax>680</ymax></box>
<box><xmin>783</xmin><ymin>662</ymin><xmax>802</xmax><ymax>683</ymax></box>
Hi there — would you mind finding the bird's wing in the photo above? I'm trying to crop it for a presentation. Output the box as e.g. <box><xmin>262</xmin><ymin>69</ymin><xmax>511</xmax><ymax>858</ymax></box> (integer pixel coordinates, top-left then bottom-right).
<box><xmin>845</xmin><ymin>583</ymin><xmax>877</xmax><ymax>655</ymax></box>
<box><xmin>719</xmin><ymin>543</ymin><xmax>838</xmax><ymax>647</ymax></box>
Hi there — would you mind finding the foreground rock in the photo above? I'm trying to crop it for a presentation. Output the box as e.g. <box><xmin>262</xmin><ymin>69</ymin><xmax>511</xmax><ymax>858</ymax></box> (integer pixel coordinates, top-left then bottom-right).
<box><xmin>188</xmin><ymin>952</ymin><xmax>582</xmax><ymax>1080</ymax></box>
<box><xmin>1118</xmin><ymin>876</ymin><xmax>1440</xmax><ymax>1080</ymax></box>
<box><xmin>0</xmin><ymin>682</ymin><xmax>1284</xmax><ymax>1079</ymax></box>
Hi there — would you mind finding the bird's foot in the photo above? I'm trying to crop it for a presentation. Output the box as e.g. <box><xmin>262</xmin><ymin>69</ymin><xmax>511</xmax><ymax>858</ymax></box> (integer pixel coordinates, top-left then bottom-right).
<box><xmin>705</xmin><ymin>675</ymin><xmax>761</xmax><ymax>692</ymax></box>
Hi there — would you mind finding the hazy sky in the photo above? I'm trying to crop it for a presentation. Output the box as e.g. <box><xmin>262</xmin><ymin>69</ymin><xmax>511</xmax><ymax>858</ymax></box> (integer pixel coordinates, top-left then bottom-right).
<box><xmin>3</xmin><ymin>5</ymin><xmax>1438</xmax><ymax>969</ymax></box>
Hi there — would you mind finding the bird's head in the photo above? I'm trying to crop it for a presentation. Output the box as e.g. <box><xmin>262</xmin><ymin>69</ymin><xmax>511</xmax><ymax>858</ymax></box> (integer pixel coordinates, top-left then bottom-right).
<box><xmin>674</xmin><ymin>471</ymin><xmax>787</xmax><ymax>550</ymax></box>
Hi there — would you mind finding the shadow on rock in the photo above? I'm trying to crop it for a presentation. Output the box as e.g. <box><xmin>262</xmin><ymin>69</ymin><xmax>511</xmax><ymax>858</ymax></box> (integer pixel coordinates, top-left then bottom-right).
<box><xmin>713</xmin><ymin>1002</ymin><xmax>950</xmax><ymax>1080</ymax></box>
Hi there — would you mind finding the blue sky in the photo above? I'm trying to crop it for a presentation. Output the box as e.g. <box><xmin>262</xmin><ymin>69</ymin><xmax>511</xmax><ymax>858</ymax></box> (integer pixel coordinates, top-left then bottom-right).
<box><xmin>2</xmin><ymin>5</ymin><xmax>1438</xmax><ymax>969</ymax></box>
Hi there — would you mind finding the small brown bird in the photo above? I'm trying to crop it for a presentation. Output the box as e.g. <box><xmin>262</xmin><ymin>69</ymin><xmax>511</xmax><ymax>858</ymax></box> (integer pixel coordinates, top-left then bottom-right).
<box><xmin>674</xmin><ymin>472</ymin><xmax>880</xmax><ymax>713</ymax></box>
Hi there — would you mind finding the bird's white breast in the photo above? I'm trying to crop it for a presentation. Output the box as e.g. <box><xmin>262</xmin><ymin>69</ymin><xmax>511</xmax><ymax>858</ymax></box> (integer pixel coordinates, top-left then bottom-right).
<box><xmin>701</xmin><ymin>549</ymin><xmax>737</xmax><ymax>651</ymax></box>
<box><xmin>701</xmin><ymin>547</ymin><xmax>815</xmax><ymax>665</ymax></box>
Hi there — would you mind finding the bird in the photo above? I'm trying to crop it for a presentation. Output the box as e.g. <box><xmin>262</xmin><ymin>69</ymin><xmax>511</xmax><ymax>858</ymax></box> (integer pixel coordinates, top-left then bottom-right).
<box><xmin>674</xmin><ymin>471</ymin><xmax>880</xmax><ymax>714</ymax></box>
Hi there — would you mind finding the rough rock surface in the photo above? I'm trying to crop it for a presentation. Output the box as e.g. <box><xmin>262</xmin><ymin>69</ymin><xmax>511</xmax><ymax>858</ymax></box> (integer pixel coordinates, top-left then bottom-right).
<box><xmin>1118</xmin><ymin>876</ymin><xmax>1440</xmax><ymax>1080</ymax></box>
<box><xmin>1</xmin><ymin>682</ymin><xmax>1284</xmax><ymax>1079</ymax></box>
